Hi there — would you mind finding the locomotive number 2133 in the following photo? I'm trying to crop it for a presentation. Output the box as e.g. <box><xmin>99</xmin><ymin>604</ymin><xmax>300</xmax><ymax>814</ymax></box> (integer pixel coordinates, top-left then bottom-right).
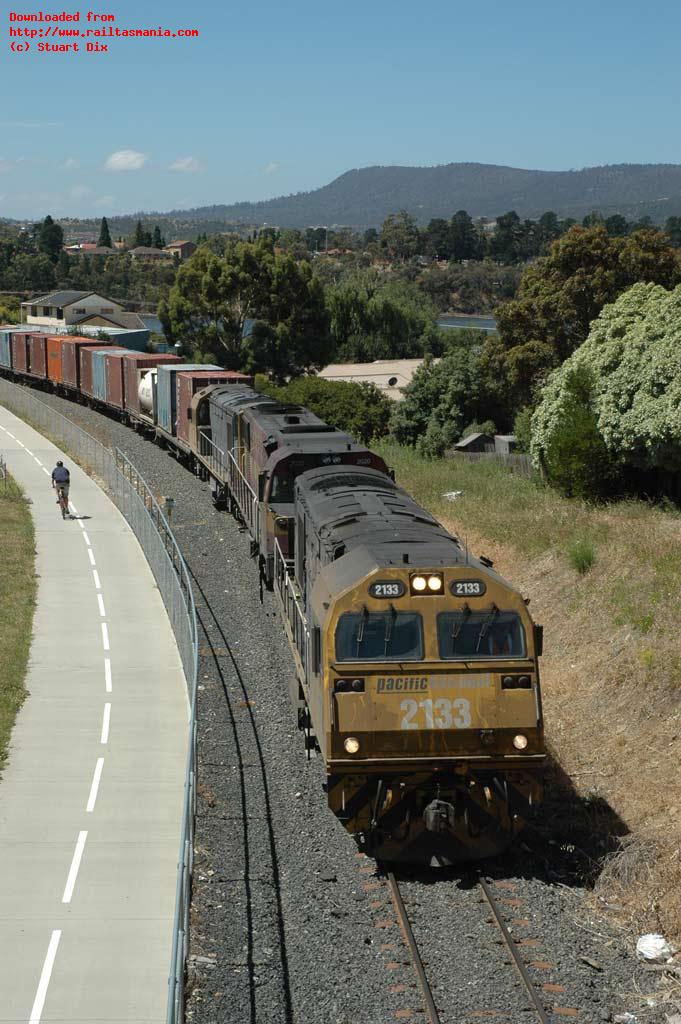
<box><xmin>400</xmin><ymin>697</ymin><xmax>472</xmax><ymax>730</ymax></box>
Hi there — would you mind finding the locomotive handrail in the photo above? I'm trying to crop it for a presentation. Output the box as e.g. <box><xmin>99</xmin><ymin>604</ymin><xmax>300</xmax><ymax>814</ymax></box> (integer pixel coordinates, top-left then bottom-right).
<box><xmin>274</xmin><ymin>539</ymin><xmax>309</xmax><ymax>673</ymax></box>
<box><xmin>197</xmin><ymin>428</ymin><xmax>228</xmax><ymax>478</ymax></box>
<box><xmin>226</xmin><ymin>447</ymin><xmax>259</xmax><ymax>541</ymax></box>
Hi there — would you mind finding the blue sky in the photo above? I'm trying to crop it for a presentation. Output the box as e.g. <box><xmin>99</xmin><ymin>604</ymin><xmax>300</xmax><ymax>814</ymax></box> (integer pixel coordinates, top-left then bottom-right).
<box><xmin>1</xmin><ymin>0</ymin><xmax>680</xmax><ymax>219</ymax></box>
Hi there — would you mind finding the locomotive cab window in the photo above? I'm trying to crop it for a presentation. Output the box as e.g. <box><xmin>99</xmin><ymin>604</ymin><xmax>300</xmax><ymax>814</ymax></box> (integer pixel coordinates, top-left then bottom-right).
<box><xmin>270</xmin><ymin>468</ymin><xmax>294</xmax><ymax>502</ymax></box>
<box><xmin>437</xmin><ymin>609</ymin><xmax>526</xmax><ymax>659</ymax></box>
<box><xmin>335</xmin><ymin>609</ymin><xmax>423</xmax><ymax>662</ymax></box>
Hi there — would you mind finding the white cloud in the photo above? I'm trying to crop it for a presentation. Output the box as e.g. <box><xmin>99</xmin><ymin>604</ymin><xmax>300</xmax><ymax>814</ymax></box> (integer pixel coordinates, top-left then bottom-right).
<box><xmin>93</xmin><ymin>195</ymin><xmax>115</xmax><ymax>208</ymax></box>
<box><xmin>169</xmin><ymin>155</ymin><xmax>203</xmax><ymax>173</ymax></box>
<box><xmin>103</xmin><ymin>149</ymin><xmax>148</xmax><ymax>171</ymax></box>
<box><xmin>62</xmin><ymin>157</ymin><xmax>80</xmax><ymax>170</ymax></box>
<box><xmin>262</xmin><ymin>161</ymin><xmax>281</xmax><ymax>175</ymax></box>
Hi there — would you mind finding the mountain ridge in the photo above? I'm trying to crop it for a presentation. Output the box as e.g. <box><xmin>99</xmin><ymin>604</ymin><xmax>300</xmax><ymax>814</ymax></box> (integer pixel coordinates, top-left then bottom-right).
<box><xmin>158</xmin><ymin>162</ymin><xmax>681</xmax><ymax>228</ymax></box>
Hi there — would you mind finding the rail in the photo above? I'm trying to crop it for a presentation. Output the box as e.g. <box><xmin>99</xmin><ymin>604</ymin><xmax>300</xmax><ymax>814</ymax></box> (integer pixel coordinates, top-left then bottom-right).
<box><xmin>382</xmin><ymin>866</ymin><xmax>552</xmax><ymax>1024</ymax></box>
<box><xmin>0</xmin><ymin>377</ymin><xmax>198</xmax><ymax>1024</ymax></box>
<box><xmin>273</xmin><ymin>539</ymin><xmax>308</xmax><ymax>674</ymax></box>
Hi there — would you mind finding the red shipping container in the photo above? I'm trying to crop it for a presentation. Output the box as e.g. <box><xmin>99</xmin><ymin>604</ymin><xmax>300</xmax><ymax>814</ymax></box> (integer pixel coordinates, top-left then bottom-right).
<box><xmin>176</xmin><ymin>370</ymin><xmax>253</xmax><ymax>445</ymax></box>
<box><xmin>80</xmin><ymin>345</ymin><xmax>116</xmax><ymax>398</ymax></box>
<box><xmin>60</xmin><ymin>336</ymin><xmax>110</xmax><ymax>389</ymax></box>
<box><xmin>28</xmin><ymin>335</ymin><xmax>47</xmax><ymax>379</ymax></box>
<box><xmin>46</xmin><ymin>336</ymin><xmax>64</xmax><ymax>383</ymax></box>
<box><xmin>123</xmin><ymin>352</ymin><xmax>182</xmax><ymax>417</ymax></box>
<box><xmin>102</xmin><ymin>349</ymin><xmax>130</xmax><ymax>410</ymax></box>
<box><xmin>10</xmin><ymin>333</ymin><xmax>29</xmax><ymax>374</ymax></box>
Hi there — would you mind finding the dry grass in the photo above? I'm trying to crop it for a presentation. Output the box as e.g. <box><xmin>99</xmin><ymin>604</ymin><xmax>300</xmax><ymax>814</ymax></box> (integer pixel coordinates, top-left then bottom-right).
<box><xmin>377</xmin><ymin>442</ymin><xmax>681</xmax><ymax>942</ymax></box>
<box><xmin>0</xmin><ymin>472</ymin><xmax>36</xmax><ymax>772</ymax></box>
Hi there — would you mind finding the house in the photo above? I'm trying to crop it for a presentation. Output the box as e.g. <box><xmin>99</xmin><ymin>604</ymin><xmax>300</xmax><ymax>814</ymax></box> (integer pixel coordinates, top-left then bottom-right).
<box><xmin>164</xmin><ymin>240</ymin><xmax>197</xmax><ymax>261</ymax></box>
<box><xmin>454</xmin><ymin>432</ymin><xmax>495</xmax><ymax>453</ymax></box>
<box><xmin>21</xmin><ymin>290</ymin><xmax>126</xmax><ymax>327</ymax></box>
<box><xmin>128</xmin><ymin>246</ymin><xmax>171</xmax><ymax>261</ymax></box>
<box><xmin>318</xmin><ymin>358</ymin><xmax>434</xmax><ymax>402</ymax></box>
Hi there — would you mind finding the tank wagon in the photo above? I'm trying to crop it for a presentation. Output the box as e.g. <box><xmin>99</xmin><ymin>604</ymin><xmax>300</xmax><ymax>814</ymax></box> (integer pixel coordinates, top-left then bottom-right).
<box><xmin>273</xmin><ymin>465</ymin><xmax>545</xmax><ymax>864</ymax></box>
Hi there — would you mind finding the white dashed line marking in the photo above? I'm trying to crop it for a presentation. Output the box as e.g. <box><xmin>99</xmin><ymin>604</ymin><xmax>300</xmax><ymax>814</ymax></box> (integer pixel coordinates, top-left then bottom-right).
<box><xmin>101</xmin><ymin>622</ymin><xmax>110</xmax><ymax>651</ymax></box>
<box><xmin>17</xmin><ymin>441</ymin><xmax>25</xmax><ymax>449</ymax></box>
<box><xmin>61</xmin><ymin>831</ymin><xmax>88</xmax><ymax>904</ymax></box>
<box><xmin>6</xmin><ymin>431</ymin><xmax>15</xmax><ymax>440</ymax></box>
<box><xmin>70</xmin><ymin>501</ymin><xmax>79</xmax><ymax>515</ymax></box>
<box><xmin>33</xmin><ymin>456</ymin><xmax>41</xmax><ymax>465</ymax></box>
<box><xmin>97</xmin><ymin>593</ymin><xmax>106</xmax><ymax>617</ymax></box>
<box><xmin>104</xmin><ymin>658</ymin><xmax>112</xmax><ymax>693</ymax></box>
<box><xmin>92</xmin><ymin>569</ymin><xmax>101</xmax><ymax>589</ymax></box>
<box><xmin>82</xmin><ymin>531</ymin><xmax>91</xmax><ymax>546</ymax></box>
<box><xmin>78</xmin><ymin>519</ymin><xmax>85</xmax><ymax>531</ymax></box>
<box><xmin>41</xmin><ymin>467</ymin><xmax>50</xmax><ymax>476</ymax></box>
<box><xmin>88</xmin><ymin>548</ymin><xmax>96</xmax><ymax>567</ymax></box>
<box><xmin>100</xmin><ymin>703</ymin><xmax>111</xmax><ymax>744</ymax></box>
<box><xmin>28</xmin><ymin>929</ymin><xmax>62</xmax><ymax>1024</ymax></box>
<box><xmin>86</xmin><ymin>758</ymin><xmax>104</xmax><ymax>813</ymax></box>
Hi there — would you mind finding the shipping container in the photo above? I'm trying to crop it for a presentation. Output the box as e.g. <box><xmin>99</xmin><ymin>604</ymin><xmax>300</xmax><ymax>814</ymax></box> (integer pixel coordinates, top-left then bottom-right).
<box><xmin>156</xmin><ymin>363</ymin><xmax>220</xmax><ymax>435</ymax></box>
<box><xmin>28</xmin><ymin>334</ymin><xmax>47</xmax><ymax>379</ymax></box>
<box><xmin>10</xmin><ymin>333</ymin><xmax>29</xmax><ymax>374</ymax></box>
<box><xmin>176</xmin><ymin>370</ymin><xmax>252</xmax><ymax>445</ymax></box>
<box><xmin>123</xmin><ymin>352</ymin><xmax>182</xmax><ymax>418</ymax></box>
<box><xmin>80</xmin><ymin>345</ymin><xmax>117</xmax><ymax>398</ymax></box>
<box><xmin>91</xmin><ymin>347</ymin><xmax>128</xmax><ymax>404</ymax></box>
<box><xmin>103</xmin><ymin>350</ymin><xmax>128</xmax><ymax>411</ymax></box>
<box><xmin>46</xmin><ymin>336</ymin><xmax>64</xmax><ymax>383</ymax></box>
<box><xmin>60</xmin><ymin>337</ymin><xmax>110</xmax><ymax>390</ymax></box>
<box><xmin>0</xmin><ymin>330</ymin><xmax>12</xmax><ymax>369</ymax></box>
<box><xmin>74</xmin><ymin>327</ymin><xmax>149</xmax><ymax>351</ymax></box>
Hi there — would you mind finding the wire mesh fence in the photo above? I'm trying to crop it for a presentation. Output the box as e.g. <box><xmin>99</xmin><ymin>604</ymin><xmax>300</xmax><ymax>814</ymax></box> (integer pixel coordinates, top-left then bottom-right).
<box><xmin>0</xmin><ymin>377</ymin><xmax>197</xmax><ymax>1023</ymax></box>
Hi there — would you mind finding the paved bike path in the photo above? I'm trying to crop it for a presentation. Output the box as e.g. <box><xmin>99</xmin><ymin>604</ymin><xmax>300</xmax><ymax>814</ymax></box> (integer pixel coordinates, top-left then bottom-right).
<box><xmin>0</xmin><ymin>406</ymin><xmax>188</xmax><ymax>1023</ymax></box>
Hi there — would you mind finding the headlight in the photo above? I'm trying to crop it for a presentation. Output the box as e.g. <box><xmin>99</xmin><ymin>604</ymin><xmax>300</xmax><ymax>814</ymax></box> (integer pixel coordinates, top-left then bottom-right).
<box><xmin>427</xmin><ymin>574</ymin><xmax>443</xmax><ymax>591</ymax></box>
<box><xmin>411</xmin><ymin>575</ymin><xmax>427</xmax><ymax>592</ymax></box>
<box><xmin>344</xmin><ymin>737</ymin><xmax>360</xmax><ymax>754</ymax></box>
<box><xmin>513</xmin><ymin>734</ymin><xmax>528</xmax><ymax>750</ymax></box>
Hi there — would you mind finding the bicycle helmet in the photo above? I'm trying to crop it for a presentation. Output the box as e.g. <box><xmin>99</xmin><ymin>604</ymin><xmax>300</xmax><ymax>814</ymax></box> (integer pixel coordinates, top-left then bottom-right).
<box><xmin>56</xmin><ymin>460</ymin><xmax>63</xmax><ymax>467</ymax></box>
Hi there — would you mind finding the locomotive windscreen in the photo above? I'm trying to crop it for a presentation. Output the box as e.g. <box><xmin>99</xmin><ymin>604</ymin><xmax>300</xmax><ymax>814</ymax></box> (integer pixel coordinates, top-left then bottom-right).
<box><xmin>436</xmin><ymin>610</ymin><xmax>526</xmax><ymax>659</ymax></box>
<box><xmin>335</xmin><ymin>610</ymin><xmax>424</xmax><ymax>662</ymax></box>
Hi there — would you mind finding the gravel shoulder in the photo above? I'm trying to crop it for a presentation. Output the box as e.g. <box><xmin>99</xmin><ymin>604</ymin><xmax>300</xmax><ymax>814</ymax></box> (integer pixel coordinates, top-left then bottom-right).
<box><xmin>22</xmin><ymin>389</ymin><xmax>677</xmax><ymax>1024</ymax></box>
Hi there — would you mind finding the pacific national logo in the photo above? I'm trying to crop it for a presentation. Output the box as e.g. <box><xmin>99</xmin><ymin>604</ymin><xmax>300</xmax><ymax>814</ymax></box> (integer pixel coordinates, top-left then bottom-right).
<box><xmin>376</xmin><ymin>677</ymin><xmax>428</xmax><ymax>693</ymax></box>
<box><xmin>376</xmin><ymin>675</ymin><xmax>491</xmax><ymax>692</ymax></box>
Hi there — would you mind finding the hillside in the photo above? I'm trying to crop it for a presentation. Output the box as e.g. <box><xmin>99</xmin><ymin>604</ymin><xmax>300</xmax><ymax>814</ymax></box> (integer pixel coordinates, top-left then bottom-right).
<box><xmin>17</xmin><ymin>162</ymin><xmax>681</xmax><ymax>237</ymax></box>
<box><xmin>170</xmin><ymin>163</ymin><xmax>681</xmax><ymax>228</ymax></box>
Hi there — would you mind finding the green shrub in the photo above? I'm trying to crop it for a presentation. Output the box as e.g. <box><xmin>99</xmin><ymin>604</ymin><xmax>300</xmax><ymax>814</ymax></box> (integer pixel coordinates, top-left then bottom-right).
<box><xmin>568</xmin><ymin>537</ymin><xmax>596</xmax><ymax>574</ymax></box>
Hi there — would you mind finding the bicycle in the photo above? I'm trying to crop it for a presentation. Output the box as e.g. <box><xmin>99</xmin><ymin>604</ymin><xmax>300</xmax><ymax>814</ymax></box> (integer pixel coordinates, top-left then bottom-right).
<box><xmin>56</xmin><ymin>485</ymin><xmax>70</xmax><ymax>520</ymax></box>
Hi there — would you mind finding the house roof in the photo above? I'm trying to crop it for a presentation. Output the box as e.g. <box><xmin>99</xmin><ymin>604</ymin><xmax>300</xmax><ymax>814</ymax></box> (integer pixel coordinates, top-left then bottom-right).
<box><xmin>70</xmin><ymin>311</ymin><xmax>146</xmax><ymax>330</ymax></box>
<box><xmin>454</xmin><ymin>432</ymin><xmax>494</xmax><ymax>449</ymax></box>
<box><xmin>22</xmin><ymin>290</ymin><xmax>93</xmax><ymax>307</ymax></box>
<box><xmin>129</xmin><ymin>246</ymin><xmax>168</xmax><ymax>255</ymax></box>
<box><xmin>165</xmin><ymin>240</ymin><xmax>192</xmax><ymax>247</ymax></box>
<box><xmin>81</xmin><ymin>246</ymin><xmax>117</xmax><ymax>256</ymax></box>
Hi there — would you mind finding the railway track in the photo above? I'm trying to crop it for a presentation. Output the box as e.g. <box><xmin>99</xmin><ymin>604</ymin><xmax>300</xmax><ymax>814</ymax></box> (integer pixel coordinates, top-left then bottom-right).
<box><xmin>382</xmin><ymin>867</ymin><xmax>555</xmax><ymax>1024</ymax></box>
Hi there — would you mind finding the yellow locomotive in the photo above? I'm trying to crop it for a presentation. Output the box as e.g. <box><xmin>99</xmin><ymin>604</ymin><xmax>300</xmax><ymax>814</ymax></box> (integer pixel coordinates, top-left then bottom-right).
<box><xmin>274</xmin><ymin>465</ymin><xmax>545</xmax><ymax>864</ymax></box>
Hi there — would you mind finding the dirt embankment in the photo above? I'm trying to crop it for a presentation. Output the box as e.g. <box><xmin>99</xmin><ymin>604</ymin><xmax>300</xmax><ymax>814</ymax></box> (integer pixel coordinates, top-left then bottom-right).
<box><xmin>377</xmin><ymin>442</ymin><xmax>681</xmax><ymax>945</ymax></box>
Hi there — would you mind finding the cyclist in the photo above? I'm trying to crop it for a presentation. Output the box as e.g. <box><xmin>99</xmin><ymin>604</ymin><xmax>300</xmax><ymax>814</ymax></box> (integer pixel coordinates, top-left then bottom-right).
<box><xmin>51</xmin><ymin>460</ymin><xmax>71</xmax><ymax>516</ymax></box>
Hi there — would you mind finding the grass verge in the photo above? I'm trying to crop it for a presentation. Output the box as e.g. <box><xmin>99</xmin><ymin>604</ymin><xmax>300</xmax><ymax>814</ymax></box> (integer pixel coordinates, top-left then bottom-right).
<box><xmin>376</xmin><ymin>441</ymin><xmax>681</xmax><ymax>943</ymax></box>
<box><xmin>0</xmin><ymin>472</ymin><xmax>36</xmax><ymax>771</ymax></box>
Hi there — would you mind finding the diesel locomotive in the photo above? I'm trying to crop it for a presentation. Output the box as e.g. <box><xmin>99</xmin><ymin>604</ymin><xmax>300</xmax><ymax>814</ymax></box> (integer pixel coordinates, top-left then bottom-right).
<box><xmin>0</xmin><ymin>337</ymin><xmax>546</xmax><ymax>864</ymax></box>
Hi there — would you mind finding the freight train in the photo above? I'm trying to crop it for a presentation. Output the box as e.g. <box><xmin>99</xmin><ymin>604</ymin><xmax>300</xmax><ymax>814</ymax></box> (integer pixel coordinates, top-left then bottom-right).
<box><xmin>0</xmin><ymin>327</ymin><xmax>546</xmax><ymax>864</ymax></box>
